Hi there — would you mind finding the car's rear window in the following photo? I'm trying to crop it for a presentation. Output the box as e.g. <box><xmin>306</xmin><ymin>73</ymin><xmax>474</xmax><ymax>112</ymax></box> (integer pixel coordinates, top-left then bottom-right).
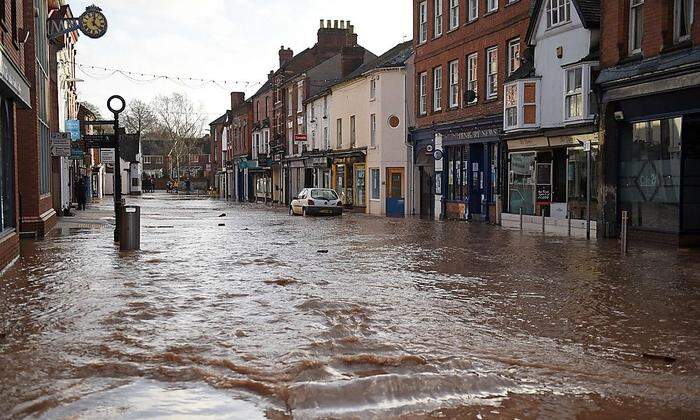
<box><xmin>311</xmin><ymin>189</ymin><xmax>338</xmax><ymax>200</ymax></box>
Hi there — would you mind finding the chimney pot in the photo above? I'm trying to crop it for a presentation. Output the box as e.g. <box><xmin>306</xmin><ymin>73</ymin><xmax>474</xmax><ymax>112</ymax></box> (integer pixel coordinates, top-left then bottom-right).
<box><xmin>334</xmin><ymin>19</ymin><xmax>339</xmax><ymax>28</ymax></box>
<box><xmin>320</xmin><ymin>19</ymin><xmax>324</xmax><ymax>29</ymax></box>
<box><xmin>326</xmin><ymin>19</ymin><xmax>331</xmax><ymax>28</ymax></box>
<box><xmin>340</xmin><ymin>20</ymin><xmax>345</xmax><ymax>29</ymax></box>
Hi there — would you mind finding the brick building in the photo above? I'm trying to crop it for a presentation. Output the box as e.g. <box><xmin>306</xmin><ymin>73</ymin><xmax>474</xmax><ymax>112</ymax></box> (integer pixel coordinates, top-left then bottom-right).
<box><xmin>0</xmin><ymin>0</ymin><xmax>31</xmax><ymax>270</ymax></box>
<box><xmin>597</xmin><ymin>0</ymin><xmax>700</xmax><ymax>245</ymax></box>
<box><xmin>249</xmin><ymin>76</ymin><xmax>274</xmax><ymax>202</ymax></box>
<box><xmin>228</xmin><ymin>93</ymin><xmax>253</xmax><ymax>202</ymax></box>
<box><xmin>17</xmin><ymin>0</ymin><xmax>56</xmax><ymax>238</ymax></box>
<box><xmin>209</xmin><ymin>111</ymin><xmax>227</xmax><ymax>195</ymax></box>
<box><xmin>411</xmin><ymin>0</ymin><xmax>532</xmax><ymax>221</ymax></box>
<box><xmin>268</xmin><ymin>20</ymin><xmax>375</xmax><ymax>205</ymax></box>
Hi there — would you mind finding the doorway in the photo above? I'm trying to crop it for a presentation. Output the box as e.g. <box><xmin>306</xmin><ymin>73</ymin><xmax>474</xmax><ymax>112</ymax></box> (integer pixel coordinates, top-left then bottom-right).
<box><xmin>468</xmin><ymin>143</ymin><xmax>484</xmax><ymax>216</ymax></box>
<box><xmin>386</xmin><ymin>167</ymin><xmax>404</xmax><ymax>217</ymax></box>
<box><xmin>419</xmin><ymin>166</ymin><xmax>434</xmax><ymax>218</ymax></box>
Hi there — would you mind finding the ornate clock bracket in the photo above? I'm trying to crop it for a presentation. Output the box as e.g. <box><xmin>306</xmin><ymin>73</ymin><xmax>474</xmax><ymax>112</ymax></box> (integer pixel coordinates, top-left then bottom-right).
<box><xmin>47</xmin><ymin>5</ymin><xmax>107</xmax><ymax>40</ymax></box>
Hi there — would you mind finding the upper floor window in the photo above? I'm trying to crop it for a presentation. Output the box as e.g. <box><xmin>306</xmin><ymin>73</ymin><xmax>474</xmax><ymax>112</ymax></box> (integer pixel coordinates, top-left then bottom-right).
<box><xmin>336</xmin><ymin>118</ymin><xmax>343</xmax><ymax>148</ymax></box>
<box><xmin>433</xmin><ymin>66</ymin><xmax>443</xmax><ymax>111</ymax></box>
<box><xmin>265</xmin><ymin>97</ymin><xmax>269</xmax><ymax>117</ymax></box>
<box><xmin>629</xmin><ymin>0</ymin><xmax>644</xmax><ymax>53</ymax></box>
<box><xmin>449</xmin><ymin>0</ymin><xmax>459</xmax><ymax>30</ymax></box>
<box><xmin>419</xmin><ymin>72</ymin><xmax>427</xmax><ymax>115</ymax></box>
<box><xmin>449</xmin><ymin>60</ymin><xmax>459</xmax><ymax>108</ymax></box>
<box><xmin>350</xmin><ymin>115</ymin><xmax>357</xmax><ymax>147</ymax></box>
<box><xmin>297</xmin><ymin>81</ymin><xmax>304</xmax><ymax>114</ymax></box>
<box><xmin>503</xmin><ymin>80</ymin><xmax>539</xmax><ymax>131</ymax></box>
<box><xmin>487</xmin><ymin>0</ymin><xmax>498</xmax><ymax>13</ymax></box>
<box><xmin>434</xmin><ymin>0</ymin><xmax>443</xmax><ymax>38</ymax></box>
<box><xmin>508</xmin><ymin>38</ymin><xmax>521</xmax><ymax>75</ymax></box>
<box><xmin>323</xmin><ymin>96</ymin><xmax>328</xmax><ymax>117</ymax></box>
<box><xmin>468</xmin><ymin>0</ymin><xmax>478</xmax><ymax>21</ymax></box>
<box><xmin>565</xmin><ymin>67</ymin><xmax>583</xmax><ymax>120</ymax></box>
<box><xmin>674</xmin><ymin>0</ymin><xmax>694</xmax><ymax>43</ymax></box>
<box><xmin>486</xmin><ymin>47</ymin><xmax>498</xmax><ymax>99</ymax></box>
<box><xmin>546</xmin><ymin>0</ymin><xmax>571</xmax><ymax>28</ymax></box>
<box><xmin>324</xmin><ymin>126</ymin><xmax>329</xmax><ymax>149</ymax></box>
<box><xmin>287</xmin><ymin>88</ymin><xmax>293</xmax><ymax>116</ymax></box>
<box><xmin>370</xmin><ymin>114</ymin><xmax>377</xmax><ymax>146</ymax></box>
<box><xmin>467</xmin><ymin>53</ymin><xmax>478</xmax><ymax>104</ymax></box>
<box><xmin>419</xmin><ymin>1</ymin><xmax>428</xmax><ymax>44</ymax></box>
<box><xmin>370</xmin><ymin>77</ymin><xmax>377</xmax><ymax>100</ymax></box>
<box><xmin>505</xmin><ymin>84</ymin><xmax>518</xmax><ymax>127</ymax></box>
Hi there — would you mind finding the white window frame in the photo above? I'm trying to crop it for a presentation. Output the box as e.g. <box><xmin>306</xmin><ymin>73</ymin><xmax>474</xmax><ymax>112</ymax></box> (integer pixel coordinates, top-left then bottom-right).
<box><xmin>419</xmin><ymin>1</ymin><xmax>428</xmax><ymax>44</ymax></box>
<box><xmin>629</xmin><ymin>0</ymin><xmax>644</xmax><ymax>54</ymax></box>
<box><xmin>503</xmin><ymin>80</ymin><xmax>541</xmax><ymax>132</ymax></box>
<box><xmin>419</xmin><ymin>72</ymin><xmax>428</xmax><ymax>115</ymax></box>
<box><xmin>434</xmin><ymin>0</ymin><xmax>443</xmax><ymax>37</ymax></box>
<box><xmin>563</xmin><ymin>65</ymin><xmax>589</xmax><ymax>122</ymax></box>
<box><xmin>449</xmin><ymin>0</ymin><xmax>459</xmax><ymax>30</ymax></box>
<box><xmin>486</xmin><ymin>47</ymin><xmax>498</xmax><ymax>99</ymax></box>
<box><xmin>546</xmin><ymin>0</ymin><xmax>571</xmax><ymax>29</ymax></box>
<box><xmin>449</xmin><ymin>60</ymin><xmax>459</xmax><ymax>108</ymax></box>
<box><xmin>297</xmin><ymin>81</ymin><xmax>304</xmax><ymax>114</ymax></box>
<box><xmin>287</xmin><ymin>87</ymin><xmax>293</xmax><ymax>116</ymax></box>
<box><xmin>468</xmin><ymin>0</ymin><xmax>478</xmax><ymax>21</ymax></box>
<box><xmin>504</xmin><ymin>83</ymin><xmax>518</xmax><ymax>128</ymax></box>
<box><xmin>467</xmin><ymin>53</ymin><xmax>478</xmax><ymax>104</ymax></box>
<box><xmin>433</xmin><ymin>66</ymin><xmax>442</xmax><ymax>111</ymax></box>
<box><xmin>370</xmin><ymin>113</ymin><xmax>377</xmax><ymax>146</ymax></box>
<box><xmin>508</xmin><ymin>38</ymin><xmax>520</xmax><ymax>75</ymax></box>
<box><xmin>370</xmin><ymin>77</ymin><xmax>377</xmax><ymax>100</ymax></box>
<box><xmin>674</xmin><ymin>0</ymin><xmax>694</xmax><ymax>43</ymax></box>
<box><xmin>487</xmin><ymin>0</ymin><xmax>498</xmax><ymax>13</ymax></box>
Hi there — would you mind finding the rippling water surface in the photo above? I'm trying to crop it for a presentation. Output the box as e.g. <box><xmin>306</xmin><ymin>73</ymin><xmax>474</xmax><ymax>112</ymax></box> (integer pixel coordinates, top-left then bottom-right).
<box><xmin>1</xmin><ymin>194</ymin><xmax>699</xmax><ymax>419</ymax></box>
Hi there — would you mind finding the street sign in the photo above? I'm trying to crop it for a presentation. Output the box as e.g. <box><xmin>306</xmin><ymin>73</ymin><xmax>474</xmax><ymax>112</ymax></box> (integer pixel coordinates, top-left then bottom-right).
<box><xmin>84</xmin><ymin>134</ymin><xmax>117</xmax><ymax>149</ymax></box>
<box><xmin>66</xmin><ymin>119</ymin><xmax>81</xmax><ymax>141</ymax></box>
<box><xmin>100</xmin><ymin>148</ymin><xmax>115</xmax><ymax>164</ymax></box>
<box><xmin>50</xmin><ymin>132</ymin><xmax>71</xmax><ymax>157</ymax></box>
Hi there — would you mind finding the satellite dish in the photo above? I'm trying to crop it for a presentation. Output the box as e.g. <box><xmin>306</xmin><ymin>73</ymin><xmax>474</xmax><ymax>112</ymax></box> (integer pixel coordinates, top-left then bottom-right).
<box><xmin>464</xmin><ymin>90</ymin><xmax>477</xmax><ymax>104</ymax></box>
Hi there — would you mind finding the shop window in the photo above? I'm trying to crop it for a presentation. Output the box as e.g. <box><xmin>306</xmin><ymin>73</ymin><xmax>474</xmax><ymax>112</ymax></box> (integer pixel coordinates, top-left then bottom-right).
<box><xmin>620</xmin><ymin>117</ymin><xmax>682</xmax><ymax>233</ymax></box>
<box><xmin>509</xmin><ymin>152</ymin><xmax>536</xmax><ymax>215</ymax></box>
<box><xmin>567</xmin><ymin>147</ymin><xmax>598</xmax><ymax>219</ymax></box>
<box><xmin>0</xmin><ymin>99</ymin><xmax>14</xmax><ymax>231</ymax></box>
<box><xmin>335</xmin><ymin>164</ymin><xmax>345</xmax><ymax>201</ymax></box>
<box><xmin>370</xmin><ymin>168</ymin><xmax>380</xmax><ymax>200</ymax></box>
<box><xmin>683</xmin><ymin>116</ymin><xmax>700</xmax><ymax>231</ymax></box>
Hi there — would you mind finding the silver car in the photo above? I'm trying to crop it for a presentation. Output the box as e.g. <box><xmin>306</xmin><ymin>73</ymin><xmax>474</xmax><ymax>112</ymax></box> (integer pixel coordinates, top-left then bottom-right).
<box><xmin>289</xmin><ymin>188</ymin><xmax>343</xmax><ymax>216</ymax></box>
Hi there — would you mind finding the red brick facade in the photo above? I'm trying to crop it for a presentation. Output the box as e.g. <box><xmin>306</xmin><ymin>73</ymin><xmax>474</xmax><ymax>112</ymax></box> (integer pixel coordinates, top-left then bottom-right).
<box><xmin>413</xmin><ymin>0</ymin><xmax>532</xmax><ymax>128</ymax></box>
<box><xmin>229</xmin><ymin>93</ymin><xmax>253</xmax><ymax>159</ymax></box>
<box><xmin>600</xmin><ymin>0</ymin><xmax>700</xmax><ymax>68</ymax></box>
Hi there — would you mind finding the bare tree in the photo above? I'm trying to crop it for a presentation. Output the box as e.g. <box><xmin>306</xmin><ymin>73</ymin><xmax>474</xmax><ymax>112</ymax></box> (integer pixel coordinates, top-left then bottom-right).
<box><xmin>151</xmin><ymin>92</ymin><xmax>206</xmax><ymax>180</ymax></box>
<box><xmin>81</xmin><ymin>101</ymin><xmax>103</xmax><ymax>119</ymax></box>
<box><xmin>124</xmin><ymin>99</ymin><xmax>157</xmax><ymax>135</ymax></box>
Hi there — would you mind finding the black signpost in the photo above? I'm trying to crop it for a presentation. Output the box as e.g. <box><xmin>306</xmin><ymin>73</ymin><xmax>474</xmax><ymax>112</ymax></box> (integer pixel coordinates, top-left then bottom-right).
<box><xmin>107</xmin><ymin>96</ymin><xmax>126</xmax><ymax>242</ymax></box>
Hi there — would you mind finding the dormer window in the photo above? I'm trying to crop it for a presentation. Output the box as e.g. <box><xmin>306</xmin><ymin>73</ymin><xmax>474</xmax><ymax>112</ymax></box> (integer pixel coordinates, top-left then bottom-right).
<box><xmin>546</xmin><ymin>0</ymin><xmax>571</xmax><ymax>29</ymax></box>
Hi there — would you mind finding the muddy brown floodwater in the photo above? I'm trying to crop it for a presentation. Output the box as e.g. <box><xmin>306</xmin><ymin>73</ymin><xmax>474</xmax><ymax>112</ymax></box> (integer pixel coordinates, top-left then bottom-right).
<box><xmin>1</xmin><ymin>194</ymin><xmax>699</xmax><ymax>419</ymax></box>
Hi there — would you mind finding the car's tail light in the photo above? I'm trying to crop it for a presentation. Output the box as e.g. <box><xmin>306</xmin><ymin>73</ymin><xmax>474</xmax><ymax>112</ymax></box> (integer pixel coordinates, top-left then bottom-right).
<box><xmin>307</xmin><ymin>199</ymin><xmax>315</xmax><ymax>205</ymax></box>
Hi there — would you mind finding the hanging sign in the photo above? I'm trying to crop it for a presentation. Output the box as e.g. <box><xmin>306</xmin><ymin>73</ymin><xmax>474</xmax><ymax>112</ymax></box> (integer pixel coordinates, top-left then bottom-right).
<box><xmin>50</xmin><ymin>132</ymin><xmax>71</xmax><ymax>157</ymax></box>
<box><xmin>48</xmin><ymin>5</ymin><xmax>108</xmax><ymax>40</ymax></box>
<box><xmin>84</xmin><ymin>134</ymin><xmax>117</xmax><ymax>148</ymax></box>
<box><xmin>66</xmin><ymin>119</ymin><xmax>81</xmax><ymax>141</ymax></box>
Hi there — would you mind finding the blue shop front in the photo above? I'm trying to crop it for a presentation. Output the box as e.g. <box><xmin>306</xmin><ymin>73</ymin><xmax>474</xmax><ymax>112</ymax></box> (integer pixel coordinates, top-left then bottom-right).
<box><xmin>439</xmin><ymin>117</ymin><xmax>503</xmax><ymax>222</ymax></box>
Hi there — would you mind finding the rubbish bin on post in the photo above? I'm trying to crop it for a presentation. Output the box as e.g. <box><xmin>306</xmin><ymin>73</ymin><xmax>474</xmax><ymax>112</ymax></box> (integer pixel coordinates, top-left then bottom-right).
<box><xmin>119</xmin><ymin>205</ymin><xmax>141</xmax><ymax>251</ymax></box>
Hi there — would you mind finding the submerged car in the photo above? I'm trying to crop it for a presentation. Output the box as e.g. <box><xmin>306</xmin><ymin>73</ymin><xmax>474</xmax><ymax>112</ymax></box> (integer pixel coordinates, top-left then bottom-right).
<box><xmin>289</xmin><ymin>188</ymin><xmax>343</xmax><ymax>216</ymax></box>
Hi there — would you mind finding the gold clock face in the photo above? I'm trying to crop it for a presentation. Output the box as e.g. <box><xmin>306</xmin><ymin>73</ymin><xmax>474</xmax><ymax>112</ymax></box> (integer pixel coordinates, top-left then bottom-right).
<box><xmin>79</xmin><ymin>10</ymin><xmax>108</xmax><ymax>39</ymax></box>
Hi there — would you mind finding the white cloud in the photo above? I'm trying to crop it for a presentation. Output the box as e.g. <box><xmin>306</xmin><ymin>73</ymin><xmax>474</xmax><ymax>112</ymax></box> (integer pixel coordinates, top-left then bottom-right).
<box><xmin>67</xmin><ymin>0</ymin><xmax>412</xmax><ymax>122</ymax></box>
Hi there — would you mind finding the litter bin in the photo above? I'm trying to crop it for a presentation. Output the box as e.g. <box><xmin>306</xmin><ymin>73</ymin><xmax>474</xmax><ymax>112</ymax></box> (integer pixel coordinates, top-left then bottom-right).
<box><xmin>119</xmin><ymin>205</ymin><xmax>141</xmax><ymax>251</ymax></box>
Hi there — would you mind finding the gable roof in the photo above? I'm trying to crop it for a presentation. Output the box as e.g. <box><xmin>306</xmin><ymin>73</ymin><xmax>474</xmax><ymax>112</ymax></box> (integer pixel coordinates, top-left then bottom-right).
<box><xmin>526</xmin><ymin>0</ymin><xmax>600</xmax><ymax>45</ymax></box>
<box><xmin>209</xmin><ymin>112</ymin><xmax>228</xmax><ymax>126</ymax></box>
<box><xmin>344</xmin><ymin>40</ymin><xmax>414</xmax><ymax>82</ymax></box>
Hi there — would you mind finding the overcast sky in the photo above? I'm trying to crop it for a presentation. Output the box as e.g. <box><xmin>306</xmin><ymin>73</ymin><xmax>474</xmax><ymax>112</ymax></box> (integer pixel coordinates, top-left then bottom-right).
<box><xmin>68</xmin><ymin>0</ymin><xmax>412</xmax><ymax>123</ymax></box>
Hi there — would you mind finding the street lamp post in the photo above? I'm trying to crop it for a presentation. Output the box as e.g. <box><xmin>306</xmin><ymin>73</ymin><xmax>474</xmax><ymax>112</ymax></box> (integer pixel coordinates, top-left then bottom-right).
<box><xmin>107</xmin><ymin>95</ymin><xmax>126</xmax><ymax>242</ymax></box>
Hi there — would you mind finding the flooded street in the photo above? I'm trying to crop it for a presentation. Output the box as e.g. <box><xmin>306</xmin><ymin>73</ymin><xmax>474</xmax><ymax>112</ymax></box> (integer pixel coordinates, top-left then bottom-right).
<box><xmin>1</xmin><ymin>193</ymin><xmax>699</xmax><ymax>419</ymax></box>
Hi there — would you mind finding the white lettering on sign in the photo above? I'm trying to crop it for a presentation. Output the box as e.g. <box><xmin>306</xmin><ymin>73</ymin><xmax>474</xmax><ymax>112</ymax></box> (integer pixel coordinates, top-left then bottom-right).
<box><xmin>50</xmin><ymin>132</ymin><xmax>71</xmax><ymax>157</ymax></box>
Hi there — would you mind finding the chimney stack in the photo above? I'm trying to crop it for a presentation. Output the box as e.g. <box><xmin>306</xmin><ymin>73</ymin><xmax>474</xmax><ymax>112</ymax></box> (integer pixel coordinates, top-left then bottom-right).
<box><xmin>317</xmin><ymin>18</ymin><xmax>358</xmax><ymax>49</ymax></box>
<box><xmin>231</xmin><ymin>92</ymin><xmax>245</xmax><ymax>110</ymax></box>
<box><xmin>279</xmin><ymin>45</ymin><xmax>293</xmax><ymax>67</ymax></box>
<box><xmin>268</xmin><ymin>70</ymin><xmax>275</xmax><ymax>80</ymax></box>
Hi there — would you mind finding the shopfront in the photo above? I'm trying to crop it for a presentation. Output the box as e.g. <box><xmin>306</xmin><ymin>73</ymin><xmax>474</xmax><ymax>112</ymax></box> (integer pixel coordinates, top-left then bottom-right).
<box><xmin>331</xmin><ymin>150</ymin><xmax>366</xmax><ymax>211</ymax></box>
<box><xmin>410</xmin><ymin>128</ymin><xmax>435</xmax><ymax>218</ymax></box>
<box><xmin>441</xmin><ymin>121</ymin><xmax>501</xmax><ymax>222</ymax></box>
<box><xmin>304</xmin><ymin>155</ymin><xmax>331</xmax><ymax>189</ymax></box>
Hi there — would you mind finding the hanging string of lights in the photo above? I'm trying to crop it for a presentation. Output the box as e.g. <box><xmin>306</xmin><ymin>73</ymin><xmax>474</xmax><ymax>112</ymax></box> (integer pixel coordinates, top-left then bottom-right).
<box><xmin>59</xmin><ymin>60</ymin><xmax>265</xmax><ymax>89</ymax></box>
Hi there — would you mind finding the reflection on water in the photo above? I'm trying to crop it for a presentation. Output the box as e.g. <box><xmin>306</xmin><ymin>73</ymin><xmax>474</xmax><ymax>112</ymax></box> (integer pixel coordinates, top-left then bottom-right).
<box><xmin>1</xmin><ymin>194</ymin><xmax>699</xmax><ymax>419</ymax></box>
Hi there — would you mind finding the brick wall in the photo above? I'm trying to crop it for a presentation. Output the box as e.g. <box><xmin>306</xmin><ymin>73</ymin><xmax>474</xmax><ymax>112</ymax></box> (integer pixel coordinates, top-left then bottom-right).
<box><xmin>601</xmin><ymin>0</ymin><xmax>700</xmax><ymax>68</ymax></box>
<box><xmin>413</xmin><ymin>0</ymin><xmax>532</xmax><ymax>128</ymax></box>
